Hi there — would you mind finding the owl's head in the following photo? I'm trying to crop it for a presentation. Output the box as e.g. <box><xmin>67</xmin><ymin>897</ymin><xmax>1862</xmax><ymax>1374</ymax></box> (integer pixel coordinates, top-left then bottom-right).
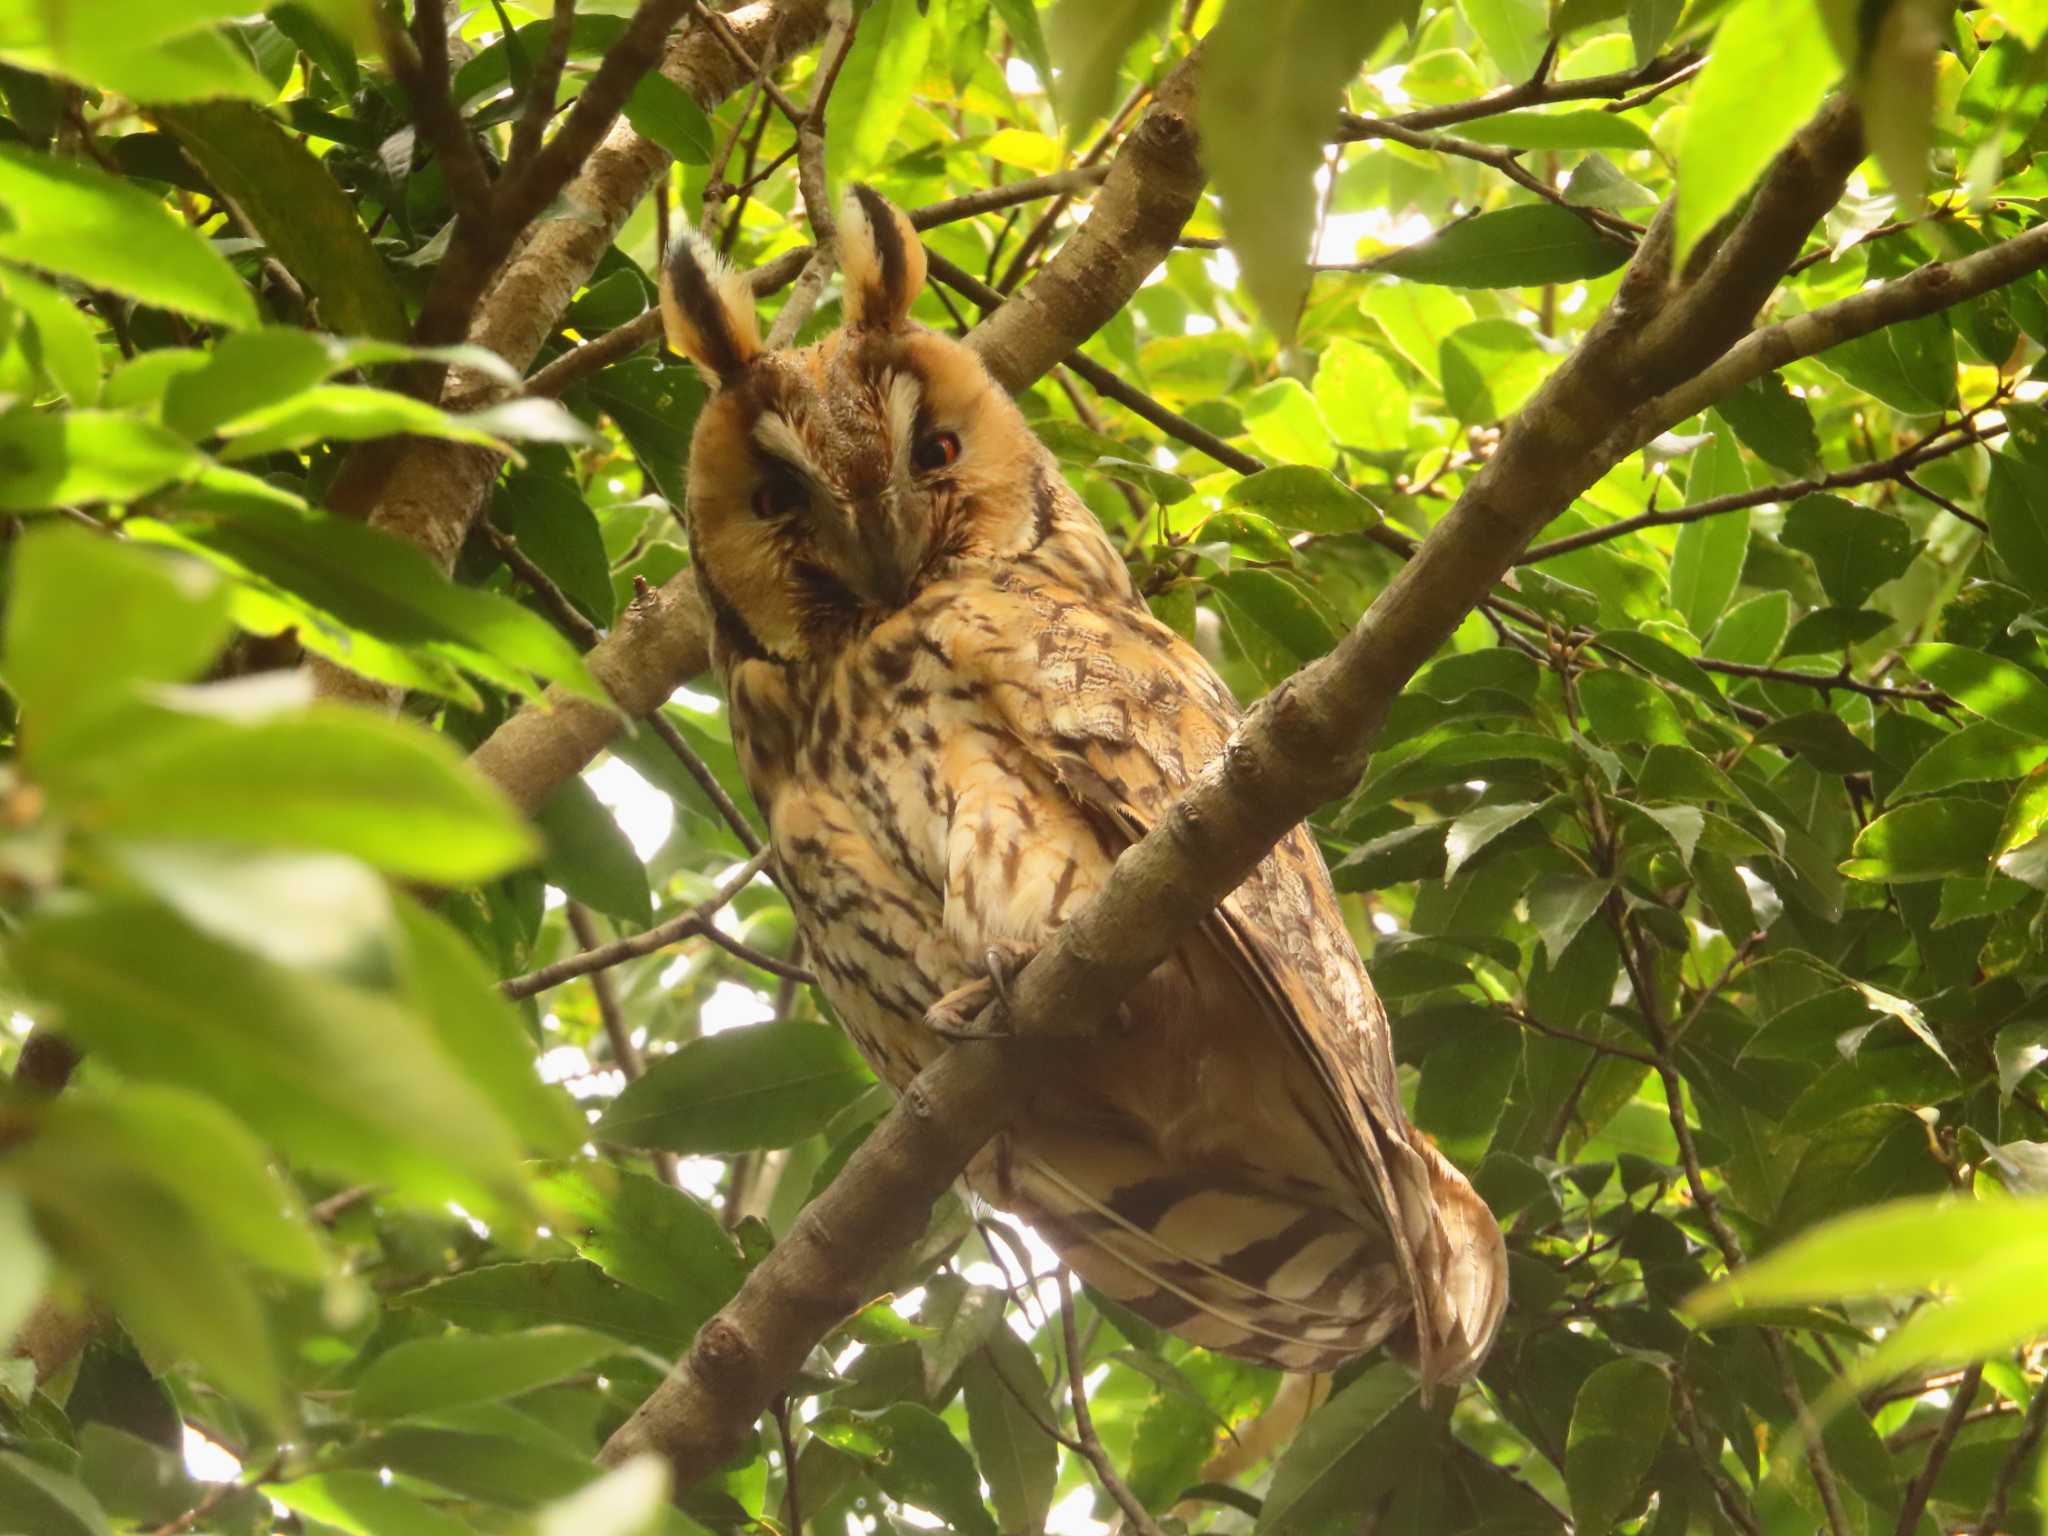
<box><xmin>661</xmin><ymin>187</ymin><xmax>1046</xmax><ymax>666</ymax></box>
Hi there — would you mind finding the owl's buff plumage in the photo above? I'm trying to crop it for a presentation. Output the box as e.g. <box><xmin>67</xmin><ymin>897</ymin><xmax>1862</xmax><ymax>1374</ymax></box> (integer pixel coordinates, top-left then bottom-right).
<box><xmin>662</xmin><ymin>187</ymin><xmax>1507</xmax><ymax>1384</ymax></box>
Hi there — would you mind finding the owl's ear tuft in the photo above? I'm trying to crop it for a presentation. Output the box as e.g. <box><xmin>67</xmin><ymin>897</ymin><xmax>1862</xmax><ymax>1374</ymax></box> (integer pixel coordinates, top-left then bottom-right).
<box><xmin>660</xmin><ymin>232</ymin><xmax>762</xmax><ymax>385</ymax></box>
<box><xmin>837</xmin><ymin>185</ymin><xmax>925</xmax><ymax>331</ymax></box>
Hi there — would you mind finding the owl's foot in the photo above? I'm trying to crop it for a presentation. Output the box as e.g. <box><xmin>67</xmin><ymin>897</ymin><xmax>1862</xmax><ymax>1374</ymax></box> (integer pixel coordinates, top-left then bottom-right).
<box><xmin>923</xmin><ymin>942</ymin><xmax>1038</xmax><ymax>1042</ymax></box>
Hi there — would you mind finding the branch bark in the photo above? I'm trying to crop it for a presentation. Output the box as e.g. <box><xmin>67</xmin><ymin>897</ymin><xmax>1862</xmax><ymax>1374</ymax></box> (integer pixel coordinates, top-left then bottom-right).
<box><xmin>594</xmin><ymin>99</ymin><xmax>1876</xmax><ymax>1495</ymax></box>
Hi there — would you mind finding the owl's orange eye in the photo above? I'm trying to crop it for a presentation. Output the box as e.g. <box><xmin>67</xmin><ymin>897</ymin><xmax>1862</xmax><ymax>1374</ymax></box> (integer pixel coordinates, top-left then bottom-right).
<box><xmin>912</xmin><ymin>431</ymin><xmax>960</xmax><ymax>474</ymax></box>
<box><xmin>751</xmin><ymin>471</ymin><xmax>806</xmax><ymax>520</ymax></box>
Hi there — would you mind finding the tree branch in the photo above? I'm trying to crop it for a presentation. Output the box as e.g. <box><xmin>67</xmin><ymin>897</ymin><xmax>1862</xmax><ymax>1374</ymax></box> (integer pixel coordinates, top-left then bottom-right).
<box><xmin>1894</xmin><ymin>1361</ymin><xmax>1981</xmax><ymax>1536</ymax></box>
<box><xmin>1058</xmin><ymin>1270</ymin><xmax>1168</xmax><ymax>1536</ymax></box>
<box><xmin>502</xmin><ymin>847</ymin><xmax>774</xmax><ymax>999</ymax></box>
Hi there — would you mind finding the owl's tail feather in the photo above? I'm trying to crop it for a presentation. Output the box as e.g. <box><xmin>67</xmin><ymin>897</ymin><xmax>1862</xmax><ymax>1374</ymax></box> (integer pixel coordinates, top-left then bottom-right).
<box><xmin>1378</xmin><ymin>1134</ymin><xmax>1509</xmax><ymax>1387</ymax></box>
<box><xmin>986</xmin><ymin>1137</ymin><xmax>1416</xmax><ymax>1375</ymax></box>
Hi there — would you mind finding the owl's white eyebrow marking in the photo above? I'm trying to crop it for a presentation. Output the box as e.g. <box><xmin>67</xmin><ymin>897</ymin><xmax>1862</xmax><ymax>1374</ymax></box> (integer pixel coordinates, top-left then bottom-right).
<box><xmin>883</xmin><ymin>371</ymin><xmax>921</xmax><ymax>473</ymax></box>
<box><xmin>752</xmin><ymin>412</ymin><xmax>821</xmax><ymax>482</ymax></box>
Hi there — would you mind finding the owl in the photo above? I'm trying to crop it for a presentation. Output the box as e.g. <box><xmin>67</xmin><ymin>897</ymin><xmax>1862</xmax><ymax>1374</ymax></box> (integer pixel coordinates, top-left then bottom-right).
<box><xmin>658</xmin><ymin>188</ymin><xmax>1507</xmax><ymax>1384</ymax></box>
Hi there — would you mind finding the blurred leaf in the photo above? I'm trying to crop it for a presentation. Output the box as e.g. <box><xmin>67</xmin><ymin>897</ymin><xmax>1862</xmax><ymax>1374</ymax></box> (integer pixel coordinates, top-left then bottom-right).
<box><xmin>1242</xmin><ymin>378</ymin><xmax>1337</xmax><ymax>466</ymax></box>
<box><xmin>353</xmin><ymin>1327</ymin><xmax>625</xmax><ymax>1420</ymax></box>
<box><xmin>0</xmin><ymin>1452</ymin><xmax>113</xmax><ymax>1536</ymax></box>
<box><xmin>825</xmin><ymin>0</ymin><xmax>936</xmax><ymax>183</ymax></box>
<box><xmin>13</xmin><ymin>901</ymin><xmax>534</xmax><ymax>1215</ymax></box>
<box><xmin>1673</xmin><ymin>0</ymin><xmax>1837</xmax><ymax>264</ymax></box>
<box><xmin>0</xmin><ymin>266</ymin><xmax>101</xmax><ymax>404</ymax></box>
<box><xmin>266</xmin><ymin>1472</ymin><xmax>474</xmax><ymax>1536</ymax></box>
<box><xmin>1377</xmin><ymin>205</ymin><xmax>1632</xmax><ymax>288</ymax></box>
<box><xmin>0</xmin><ymin>409</ymin><xmax>208</xmax><ymax>513</ymax></box>
<box><xmin>0</xmin><ymin>144</ymin><xmax>256</xmax><ymax>328</ymax></box>
<box><xmin>534</xmin><ymin>1457</ymin><xmax>671</xmax><ymax>1536</ymax></box>
<box><xmin>595</xmin><ymin>1020</ymin><xmax>876</xmax><ymax>1154</ymax></box>
<box><xmin>1201</xmin><ymin>0</ymin><xmax>1400</xmax><ymax>336</ymax></box>
<box><xmin>1046</xmin><ymin>0</ymin><xmax>1170</xmax><ymax>131</ymax></box>
<box><xmin>1460</xmin><ymin>109</ymin><xmax>1652</xmax><ymax>151</ymax></box>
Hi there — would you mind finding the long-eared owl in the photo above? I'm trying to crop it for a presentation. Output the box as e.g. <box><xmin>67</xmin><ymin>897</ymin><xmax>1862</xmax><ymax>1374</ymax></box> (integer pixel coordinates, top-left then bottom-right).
<box><xmin>659</xmin><ymin>187</ymin><xmax>1506</xmax><ymax>1383</ymax></box>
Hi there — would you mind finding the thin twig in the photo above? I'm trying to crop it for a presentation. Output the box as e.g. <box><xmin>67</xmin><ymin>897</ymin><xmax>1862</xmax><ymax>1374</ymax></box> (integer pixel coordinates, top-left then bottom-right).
<box><xmin>687</xmin><ymin>0</ymin><xmax>805</xmax><ymax>126</ymax></box>
<box><xmin>1338</xmin><ymin>51</ymin><xmax>1702</xmax><ymax>136</ymax></box>
<box><xmin>1058</xmin><ymin>1270</ymin><xmax>1168</xmax><ymax>1536</ymax></box>
<box><xmin>502</xmin><ymin>848</ymin><xmax>774</xmax><ymax>998</ymax></box>
<box><xmin>1506</xmin><ymin>1006</ymin><xmax>1660</xmax><ymax>1067</ymax></box>
<box><xmin>1974</xmin><ymin>1378</ymin><xmax>2048</xmax><ymax>1535</ymax></box>
<box><xmin>1672</xmin><ymin>1367</ymin><xmax>1766</xmax><ymax>1536</ymax></box>
<box><xmin>697</xmin><ymin>922</ymin><xmax>817</xmax><ymax>985</ymax></box>
<box><xmin>151</xmin><ymin>1453</ymin><xmax>286</xmax><ymax>1536</ymax></box>
<box><xmin>571</xmin><ymin>903</ymin><xmax>682</xmax><ymax>1186</ymax></box>
<box><xmin>381</xmin><ymin>0</ymin><xmax>494</xmax><ymax>226</ymax></box>
<box><xmin>1340</xmin><ymin>115</ymin><xmax>1642</xmax><ymax>241</ymax></box>
<box><xmin>479</xmin><ymin>522</ymin><xmax>603</xmax><ymax>648</ymax></box>
<box><xmin>1895</xmin><ymin>1362</ymin><xmax>1984</xmax><ymax>1536</ymax></box>
<box><xmin>1609</xmin><ymin>900</ymin><xmax>1854</xmax><ymax>1536</ymax></box>
<box><xmin>507</xmin><ymin>0</ymin><xmax>579</xmax><ymax>175</ymax></box>
<box><xmin>774</xmin><ymin>1394</ymin><xmax>804</xmax><ymax>1536</ymax></box>
<box><xmin>643</xmin><ymin>710</ymin><xmax>765</xmax><ymax>856</ymax></box>
<box><xmin>1517</xmin><ymin>422</ymin><xmax>2004</xmax><ymax>563</ymax></box>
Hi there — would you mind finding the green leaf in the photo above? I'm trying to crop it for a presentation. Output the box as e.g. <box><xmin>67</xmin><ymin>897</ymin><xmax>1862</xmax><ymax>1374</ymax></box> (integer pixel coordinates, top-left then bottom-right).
<box><xmin>1414</xmin><ymin>1012</ymin><xmax>1520</xmax><ymax>1161</ymax></box>
<box><xmin>536</xmin><ymin>776</ymin><xmax>653</xmax><ymax>924</ymax></box>
<box><xmin>1707</xmin><ymin>589</ymin><xmax>1791</xmax><ymax>664</ymax></box>
<box><xmin>0</xmin><ymin>144</ymin><xmax>256</xmax><ymax>328</ymax></box>
<box><xmin>1841</xmin><ymin>796</ymin><xmax>2004</xmax><ymax>883</ymax></box>
<box><xmin>1673</xmin><ymin>0</ymin><xmax>1838</xmax><ymax>265</ymax></box>
<box><xmin>1564</xmin><ymin>1359</ymin><xmax>1669</xmax><ymax>1535</ymax></box>
<box><xmin>845</xmin><ymin>1404</ymin><xmax>996</xmax><ymax>1536</ymax></box>
<box><xmin>1629</xmin><ymin>0</ymin><xmax>1683</xmax><ymax>62</ymax></box>
<box><xmin>1242</xmin><ymin>378</ymin><xmax>1337</xmax><ymax>467</ymax></box>
<box><xmin>1996</xmin><ymin>1020</ymin><xmax>2048</xmax><ymax>1101</ymax></box>
<box><xmin>1578</xmin><ymin>669</ymin><xmax>1686</xmax><ymax>746</ymax></box>
<box><xmin>532</xmin><ymin>1458</ymin><xmax>671</xmax><ymax>1536</ymax></box>
<box><xmin>160</xmin><ymin>325</ymin><xmax>333</xmax><ymax>440</ymax></box>
<box><xmin>1258</xmin><ymin>1363</ymin><xmax>1413</xmax><ymax>1536</ymax></box>
<box><xmin>1893</xmin><ymin>720</ymin><xmax>2048</xmax><ymax>799</ymax></box>
<box><xmin>594</xmin><ymin>1020</ymin><xmax>876</xmax><ymax>1154</ymax></box>
<box><xmin>623</xmin><ymin>72</ymin><xmax>713</xmax><ymax>165</ymax></box>
<box><xmin>0</xmin><ymin>408</ymin><xmax>208</xmax><ymax>513</ymax></box>
<box><xmin>0</xmin><ymin>266</ymin><xmax>101</xmax><ymax>405</ymax></box>
<box><xmin>1817</xmin><ymin>313</ymin><xmax>1958</xmax><ymax>416</ymax></box>
<box><xmin>495</xmin><ymin>474</ymin><xmax>616</xmax><ymax>627</ymax></box>
<box><xmin>75</xmin><ymin>708</ymin><xmax>541</xmax><ymax>883</ymax></box>
<box><xmin>1046</xmin><ymin>0</ymin><xmax>1170</xmax><ymax>131</ymax></box>
<box><xmin>266</xmin><ymin>1472</ymin><xmax>474</xmax><ymax>1536</ymax></box>
<box><xmin>12</xmin><ymin>901</ymin><xmax>534</xmax><ymax>1215</ymax></box>
<box><xmin>392</xmin><ymin>903</ymin><xmax>585</xmax><ymax>1157</ymax></box>
<box><xmin>1715</xmin><ymin>371</ymin><xmax>1821</xmax><ymax>476</ymax></box>
<box><xmin>401</xmin><ymin>1260</ymin><xmax>695</xmax><ymax>1354</ymax></box>
<box><xmin>1459</xmin><ymin>109</ymin><xmax>1653</xmax><ymax>152</ymax></box>
<box><xmin>1902</xmin><ymin>642</ymin><xmax>2048</xmax><ymax>737</ymax></box>
<box><xmin>353</xmin><ymin>1327</ymin><xmax>625</xmax><ymax>1420</ymax></box>
<box><xmin>331</xmin><ymin>1427</ymin><xmax>598</xmax><ymax>1507</ymax></box>
<box><xmin>1314</xmin><ymin>336</ymin><xmax>1408</xmax><ymax>449</ymax></box>
<box><xmin>1094</xmin><ymin>455</ymin><xmax>1195</xmax><ymax>506</ymax></box>
<box><xmin>531</xmin><ymin>1161</ymin><xmax>748</xmax><ymax>1321</ymax></box>
<box><xmin>4</xmin><ymin>525</ymin><xmax>229</xmax><ymax>754</ymax></box>
<box><xmin>129</xmin><ymin>502</ymin><xmax>604</xmax><ymax>701</ymax></box>
<box><xmin>212</xmin><ymin>384</ymin><xmax>511</xmax><ymax>459</ymax></box>
<box><xmin>1780</xmin><ymin>493</ymin><xmax>1917</xmax><ymax>608</ymax></box>
<box><xmin>824</xmin><ymin>0</ymin><xmax>936</xmax><ymax>183</ymax></box>
<box><xmin>1757</xmin><ymin>710</ymin><xmax>1880</xmax><ymax>772</ymax></box>
<box><xmin>0</xmin><ymin>1452</ymin><xmax>114</xmax><ymax>1536</ymax></box>
<box><xmin>39</xmin><ymin>1082</ymin><xmax>327</xmax><ymax>1279</ymax></box>
<box><xmin>577</xmin><ymin>358</ymin><xmax>704</xmax><ymax>508</ymax></box>
<box><xmin>961</xmin><ymin>1333</ymin><xmax>1058</xmax><ymax>1536</ymax></box>
<box><xmin>159</xmin><ymin>100</ymin><xmax>408</xmax><ymax>340</ymax></box>
<box><xmin>0</xmin><ymin>1191</ymin><xmax>49</xmax><ymax>1354</ymax></box>
<box><xmin>1529</xmin><ymin>875</ymin><xmax>1613</xmax><ymax>967</ymax></box>
<box><xmin>1377</xmin><ymin>204</ymin><xmax>1632</xmax><ymax>287</ymax></box>
<box><xmin>1200</xmin><ymin>0</ymin><xmax>1400</xmax><ymax>336</ymax></box>
<box><xmin>1669</xmin><ymin>426</ymin><xmax>1750</xmax><ymax>637</ymax></box>
<box><xmin>1462</xmin><ymin>0</ymin><xmax>1549</xmax><ymax>79</ymax></box>
<box><xmin>1443</xmin><ymin>800</ymin><xmax>1547</xmax><ymax>881</ymax></box>
<box><xmin>1439</xmin><ymin>318</ymin><xmax>1552</xmax><ymax>424</ymax></box>
<box><xmin>1988</xmin><ymin>445</ymin><xmax>2048</xmax><ymax>604</ymax></box>
<box><xmin>1224</xmin><ymin>464</ymin><xmax>1381</xmax><ymax>534</ymax></box>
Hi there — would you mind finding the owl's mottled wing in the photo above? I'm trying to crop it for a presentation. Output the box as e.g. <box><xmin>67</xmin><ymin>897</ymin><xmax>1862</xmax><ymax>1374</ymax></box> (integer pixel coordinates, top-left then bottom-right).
<box><xmin>933</xmin><ymin>514</ymin><xmax>1503</xmax><ymax>1382</ymax></box>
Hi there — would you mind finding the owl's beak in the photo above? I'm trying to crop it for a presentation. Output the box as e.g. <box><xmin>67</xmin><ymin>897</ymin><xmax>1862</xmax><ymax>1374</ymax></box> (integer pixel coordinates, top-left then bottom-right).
<box><xmin>843</xmin><ymin>495</ymin><xmax>922</xmax><ymax>607</ymax></box>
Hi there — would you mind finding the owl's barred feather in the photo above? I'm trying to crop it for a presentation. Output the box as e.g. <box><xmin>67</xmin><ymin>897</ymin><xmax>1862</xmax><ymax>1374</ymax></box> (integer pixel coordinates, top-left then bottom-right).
<box><xmin>663</xmin><ymin>189</ymin><xmax>1507</xmax><ymax>1385</ymax></box>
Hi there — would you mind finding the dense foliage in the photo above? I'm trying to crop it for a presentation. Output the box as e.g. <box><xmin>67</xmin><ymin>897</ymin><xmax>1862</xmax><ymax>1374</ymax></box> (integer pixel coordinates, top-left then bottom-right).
<box><xmin>0</xmin><ymin>0</ymin><xmax>2046</xmax><ymax>1533</ymax></box>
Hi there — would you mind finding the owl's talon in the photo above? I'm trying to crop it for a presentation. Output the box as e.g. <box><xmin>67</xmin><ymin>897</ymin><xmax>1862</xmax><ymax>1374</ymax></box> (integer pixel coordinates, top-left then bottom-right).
<box><xmin>924</xmin><ymin>943</ymin><xmax>1040</xmax><ymax>1044</ymax></box>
